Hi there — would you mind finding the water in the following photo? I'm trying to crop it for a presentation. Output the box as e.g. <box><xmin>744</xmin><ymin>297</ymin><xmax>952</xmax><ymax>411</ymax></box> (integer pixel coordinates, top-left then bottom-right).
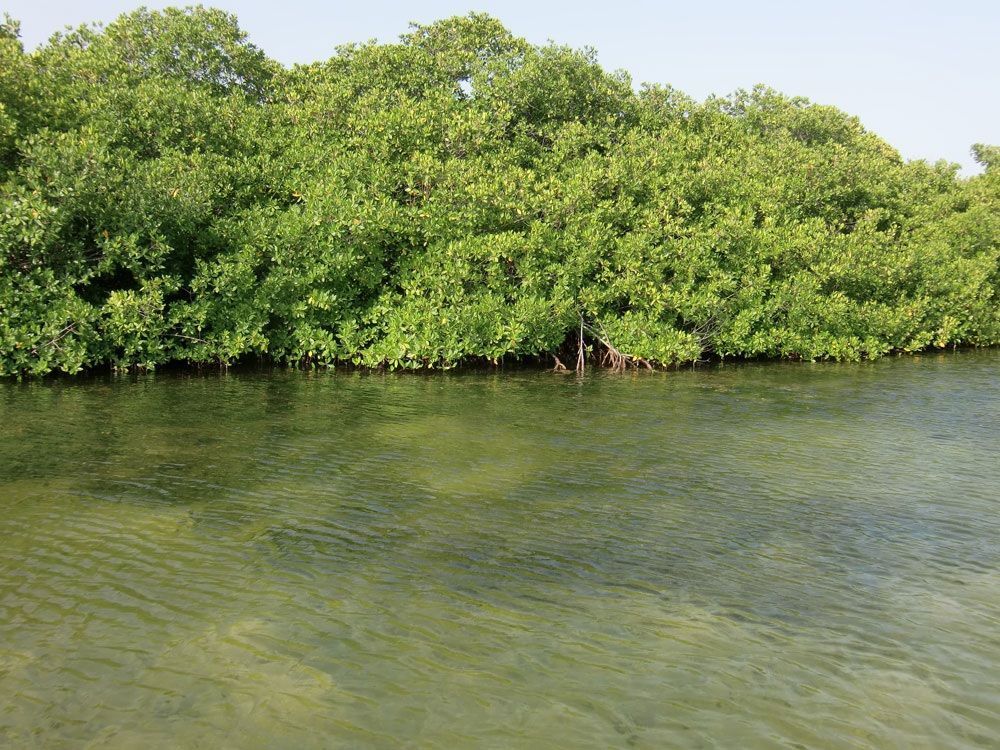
<box><xmin>1</xmin><ymin>351</ymin><xmax>998</xmax><ymax>749</ymax></box>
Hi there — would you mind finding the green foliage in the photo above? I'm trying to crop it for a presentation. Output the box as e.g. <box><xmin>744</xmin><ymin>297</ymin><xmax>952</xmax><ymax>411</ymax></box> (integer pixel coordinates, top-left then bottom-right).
<box><xmin>972</xmin><ymin>143</ymin><xmax>1000</xmax><ymax>173</ymax></box>
<box><xmin>1</xmin><ymin>7</ymin><xmax>997</xmax><ymax>376</ymax></box>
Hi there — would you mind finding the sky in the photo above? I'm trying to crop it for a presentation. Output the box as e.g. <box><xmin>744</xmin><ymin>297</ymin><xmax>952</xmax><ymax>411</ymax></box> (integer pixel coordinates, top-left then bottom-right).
<box><xmin>5</xmin><ymin>0</ymin><xmax>998</xmax><ymax>173</ymax></box>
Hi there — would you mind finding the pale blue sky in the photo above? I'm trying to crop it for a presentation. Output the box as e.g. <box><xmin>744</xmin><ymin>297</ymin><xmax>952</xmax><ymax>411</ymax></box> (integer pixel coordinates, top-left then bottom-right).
<box><xmin>5</xmin><ymin>1</ymin><xmax>998</xmax><ymax>172</ymax></box>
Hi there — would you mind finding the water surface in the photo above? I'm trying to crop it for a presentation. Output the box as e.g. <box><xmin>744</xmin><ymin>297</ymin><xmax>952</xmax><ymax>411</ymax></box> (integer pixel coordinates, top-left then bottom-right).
<box><xmin>1</xmin><ymin>351</ymin><xmax>999</xmax><ymax>748</ymax></box>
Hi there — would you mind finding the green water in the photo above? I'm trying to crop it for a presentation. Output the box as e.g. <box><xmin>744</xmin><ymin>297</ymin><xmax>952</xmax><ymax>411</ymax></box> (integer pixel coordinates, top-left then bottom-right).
<box><xmin>1</xmin><ymin>351</ymin><xmax>998</xmax><ymax>749</ymax></box>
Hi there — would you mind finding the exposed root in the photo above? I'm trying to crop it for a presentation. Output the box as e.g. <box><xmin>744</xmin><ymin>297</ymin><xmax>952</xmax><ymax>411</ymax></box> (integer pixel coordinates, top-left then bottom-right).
<box><xmin>582</xmin><ymin>320</ymin><xmax>653</xmax><ymax>372</ymax></box>
<box><xmin>551</xmin><ymin>316</ymin><xmax>654</xmax><ymax>374</ymax></box>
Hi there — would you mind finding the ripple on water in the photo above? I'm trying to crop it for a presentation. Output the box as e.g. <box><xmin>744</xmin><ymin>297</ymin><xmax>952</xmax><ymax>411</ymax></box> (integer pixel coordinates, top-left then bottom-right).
<box><xmin>0</xmin><ymin>351</ymin><xmax>998</xmax><ymax>748</ymax></box>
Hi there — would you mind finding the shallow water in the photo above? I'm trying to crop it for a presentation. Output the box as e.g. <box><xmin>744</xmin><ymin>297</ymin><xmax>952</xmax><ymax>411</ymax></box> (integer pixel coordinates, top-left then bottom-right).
<box><xmin>1</xmin><ymin>351</ymin><xmax>998</xmax><ymax>748</ymax></box>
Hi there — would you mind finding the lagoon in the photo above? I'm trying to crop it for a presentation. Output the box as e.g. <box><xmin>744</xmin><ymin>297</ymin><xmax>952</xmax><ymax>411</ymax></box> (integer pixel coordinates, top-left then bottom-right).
<box><xmin>1</xmin><ymin>351</ymin><xmax>998</xmax><ymax>748</ymax></box>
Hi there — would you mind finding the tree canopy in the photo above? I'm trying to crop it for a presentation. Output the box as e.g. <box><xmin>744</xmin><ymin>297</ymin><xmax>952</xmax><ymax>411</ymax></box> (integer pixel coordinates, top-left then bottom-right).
<box><xmin>1</xmin><ymin>7</ymin><xmax>997</xmax><ymax>376</ymax></box>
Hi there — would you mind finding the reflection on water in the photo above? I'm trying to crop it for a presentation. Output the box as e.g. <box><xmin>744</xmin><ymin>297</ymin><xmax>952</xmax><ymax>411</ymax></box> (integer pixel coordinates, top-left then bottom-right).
<box><xmin>1</xmin><ymin>351</ymin><xmax>998</xmax><ymax>748</ymax></box>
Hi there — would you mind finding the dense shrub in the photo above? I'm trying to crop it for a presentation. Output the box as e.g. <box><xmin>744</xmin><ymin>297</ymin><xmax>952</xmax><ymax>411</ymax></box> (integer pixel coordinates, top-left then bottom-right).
<box><xmin>1</xmin><ymin>8</ymin><xmax>996</xmax><ymax>375</ymax></box>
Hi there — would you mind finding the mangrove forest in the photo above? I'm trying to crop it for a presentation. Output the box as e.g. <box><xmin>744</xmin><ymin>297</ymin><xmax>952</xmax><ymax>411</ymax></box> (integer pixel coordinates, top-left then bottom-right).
<box><xmin>1</xmin><ymin>7</ymin><xmax>997</xmax><ymax>377</ymax></box>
